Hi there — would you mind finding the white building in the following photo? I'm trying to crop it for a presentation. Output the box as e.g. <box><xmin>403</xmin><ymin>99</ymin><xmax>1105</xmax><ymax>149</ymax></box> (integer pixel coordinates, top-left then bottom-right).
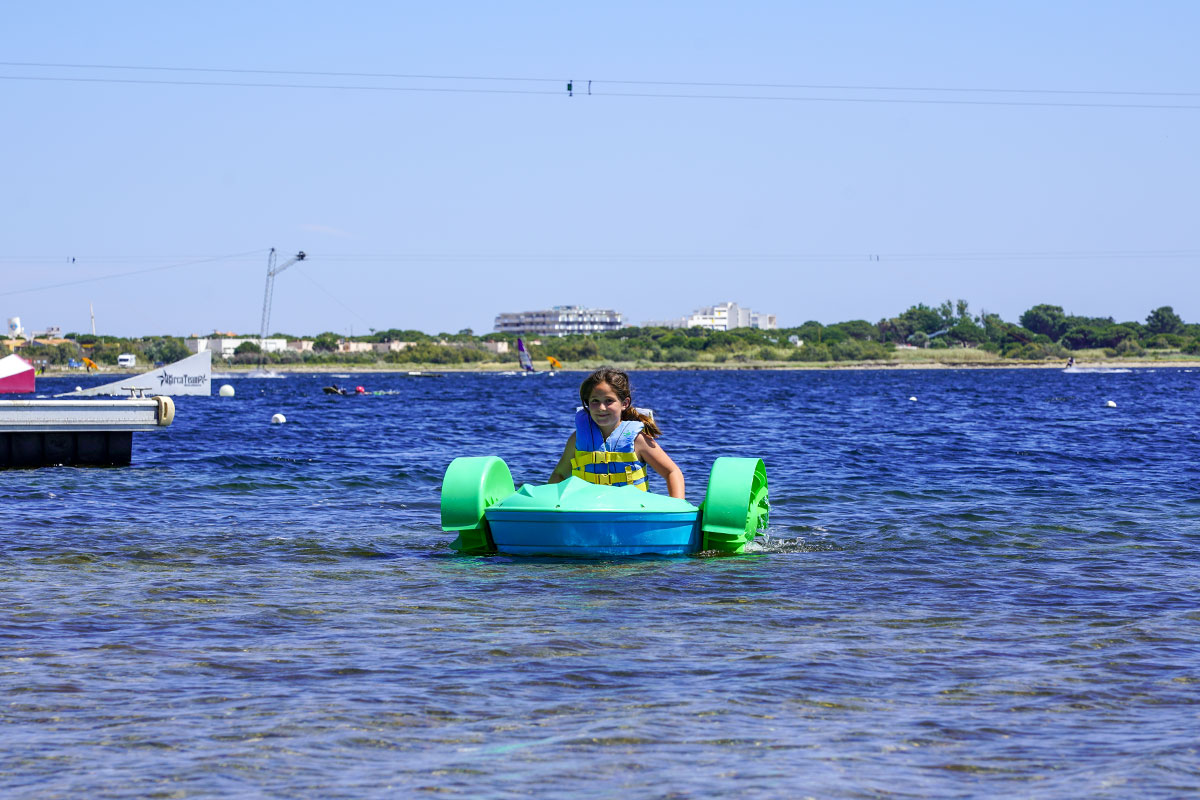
<box><xmin>186</xmin><ymin>337</ymin><xmax>289</xmax><ymax>357</ymax></box>
<box><xmin>657</xmin><ymin>302</ymin><xmax>777</xmax><ymax>331</ymax></box>
<box><xmin>495</xmin><ymin>305</ymin><xmax>623</xmax><ymax>337</ymax></box>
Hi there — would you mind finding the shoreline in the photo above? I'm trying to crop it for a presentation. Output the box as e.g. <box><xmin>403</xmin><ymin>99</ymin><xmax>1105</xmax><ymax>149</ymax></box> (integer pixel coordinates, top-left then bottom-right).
<box><xmin>38</xmin><ymin>357</ymin><xmax>1200</xmax><ymax>376</ymax></box>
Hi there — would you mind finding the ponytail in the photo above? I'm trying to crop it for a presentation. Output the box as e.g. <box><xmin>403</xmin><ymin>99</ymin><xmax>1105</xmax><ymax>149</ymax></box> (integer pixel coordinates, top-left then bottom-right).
<box><xmin>623</xmin><ymin>405</ymin><xmax>661</xmax><ymax>439</ymax></box>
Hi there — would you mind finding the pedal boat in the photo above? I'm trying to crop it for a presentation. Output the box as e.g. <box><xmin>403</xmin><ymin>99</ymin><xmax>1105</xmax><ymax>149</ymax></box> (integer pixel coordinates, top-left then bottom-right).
<box><xmin>440</xmin><ymin>456</ymin><xmax>768</xmax><ymax>556</ymax></box>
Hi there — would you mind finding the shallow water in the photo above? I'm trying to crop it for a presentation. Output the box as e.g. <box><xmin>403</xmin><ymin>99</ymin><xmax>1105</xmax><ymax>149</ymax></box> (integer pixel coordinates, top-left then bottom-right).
<box><xmin>3</xmin><ymin>369</ymin><xmax>1199</xmax><ymax>798</ymax></box>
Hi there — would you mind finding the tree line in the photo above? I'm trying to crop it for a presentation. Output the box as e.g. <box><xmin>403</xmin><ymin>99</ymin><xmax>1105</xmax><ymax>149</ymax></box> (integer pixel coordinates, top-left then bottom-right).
<box><xmin>872</xmin><ymin>301</ymin><xmax>1198</xmax><ymax>360</ymax></box>
<box><xmin>3</xmin><ymin>303</ymin><xmax>1195</xmax><ymax>367</ymax></box>
<box><xmin>496</xmin><ymin>302</ymin><xmax>1196</xmax><ymax>363</ymax></box>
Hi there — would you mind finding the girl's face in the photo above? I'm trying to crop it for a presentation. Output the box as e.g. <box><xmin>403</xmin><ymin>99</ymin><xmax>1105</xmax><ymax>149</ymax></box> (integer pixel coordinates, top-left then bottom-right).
<box><xmin>586</xmin><ymin>381</ymin><xmax>629</xmax><ymax>434</ymax></box>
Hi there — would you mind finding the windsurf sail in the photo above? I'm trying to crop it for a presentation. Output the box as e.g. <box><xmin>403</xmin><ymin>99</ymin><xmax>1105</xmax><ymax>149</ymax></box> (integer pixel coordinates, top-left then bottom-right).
<box><xmin>546</xmin><ymin>356</ymin><xmax>562</xmax><ymax>370</ymax></box>
<box><xmin>517</xmin><ymin>337</ymin><xmax>534</xmax><ymax>372</ymax></box>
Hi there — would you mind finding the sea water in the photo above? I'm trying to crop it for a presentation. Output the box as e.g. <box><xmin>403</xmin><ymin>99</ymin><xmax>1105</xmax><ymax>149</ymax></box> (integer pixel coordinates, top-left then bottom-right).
<box><xmin>2</xmin><ymin>369</ymin><xmax>1198</xmax><ymax>798</ymax></box>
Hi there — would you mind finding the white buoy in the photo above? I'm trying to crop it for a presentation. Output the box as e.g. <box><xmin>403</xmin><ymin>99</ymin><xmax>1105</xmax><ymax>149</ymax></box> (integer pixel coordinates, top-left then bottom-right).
<box><xmin>219</xmin><ymin>384</ymin><xmax>235</xmax><ymax>397</ymax></box>
<box><xmin>909</xmin><ymin>396</ymin><xmax>917</xmax><ymax>402</ymax></box>
<box><xmin>1106</xmin><ymin>400</ymin><xmax>1117</xmax><ymax>408</ymax></box>
<box><xmin>271</xmin><ymin>413</ymin><xmax>286</xmax><ymax>424</ymax></box>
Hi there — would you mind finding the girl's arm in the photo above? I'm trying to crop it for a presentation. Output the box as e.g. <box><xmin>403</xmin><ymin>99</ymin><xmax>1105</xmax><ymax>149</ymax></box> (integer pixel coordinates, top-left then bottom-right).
<box><xmin>548</xmin><ymin>432</ymin><xmax>577</xmax><ymax>484</ymax></box>
<box><xmin>636</xmin><ymin>434</ymin><xmax>685</xmax><ymax>499</ymax></box>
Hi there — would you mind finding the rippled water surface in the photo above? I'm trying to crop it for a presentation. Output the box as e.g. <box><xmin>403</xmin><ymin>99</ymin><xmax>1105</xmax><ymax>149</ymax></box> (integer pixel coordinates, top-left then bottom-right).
<box><xmin>3</xmin><ymin>369</ymin><xmax>1199</xmax><ymax>798</ymax></box>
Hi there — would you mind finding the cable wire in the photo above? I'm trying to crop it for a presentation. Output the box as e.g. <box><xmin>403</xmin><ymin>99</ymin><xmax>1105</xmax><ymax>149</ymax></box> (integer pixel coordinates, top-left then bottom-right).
<box><xmin>3</xmin><ymin>62</ymin><xmax>1200</xmax><ymax>109</ymax></box>
<box><xmin>3</xmin><ymin>60</ymin><xmax>1197</xmax><ymax>97</ymax></box>
<box><xmin>4</xmin><ymin>248</ymin><xmax>1196</xmax><ymax>273</ymax></box>
<box><xmin>0</xmin><ymin>249</ymin><xmax>269</xmax><ymax>297</ymax></box>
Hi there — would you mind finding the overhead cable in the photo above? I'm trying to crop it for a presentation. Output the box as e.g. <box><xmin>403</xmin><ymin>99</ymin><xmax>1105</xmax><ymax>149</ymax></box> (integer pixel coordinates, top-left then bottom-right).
<box><xmin>3</xmin><ymin>60</ymin><xmax>1198</xmax><ymax>97</ymax></box>
<box><xmin>0</xmin><ymin>249</ymin><xmax>270</xmax><ymax>297</ymax></box>
<box><xmin>2</xmin><ymin>61</ymin><xmax>1199</xmax><ymax>109</ymax></box>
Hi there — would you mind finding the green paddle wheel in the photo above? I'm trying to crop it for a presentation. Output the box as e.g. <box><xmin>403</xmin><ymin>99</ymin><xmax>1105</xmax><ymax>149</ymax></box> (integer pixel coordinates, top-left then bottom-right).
<box><xmin>699</xmin><ymin>457</ymin><xmax>770</xmax><ymax>554</ymax></box>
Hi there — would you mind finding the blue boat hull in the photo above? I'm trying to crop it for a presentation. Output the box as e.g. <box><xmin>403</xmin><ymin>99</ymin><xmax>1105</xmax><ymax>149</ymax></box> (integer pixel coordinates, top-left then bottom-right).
<box><xmin>485</xmin><ymin>510</ymin><xmax>701</xmax><ymax>556</ymax></box>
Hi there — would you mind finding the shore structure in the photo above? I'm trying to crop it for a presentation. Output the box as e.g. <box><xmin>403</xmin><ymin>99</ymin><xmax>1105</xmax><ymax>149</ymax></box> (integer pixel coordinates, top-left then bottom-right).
<box><xmin>0</xmin><ymin>396</ymin><xmax>175</xmax><ymax>467</ymax></box>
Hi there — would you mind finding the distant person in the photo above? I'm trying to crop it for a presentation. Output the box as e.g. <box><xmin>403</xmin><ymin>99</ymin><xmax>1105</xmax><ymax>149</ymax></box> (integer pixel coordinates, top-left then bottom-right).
<box><xmin>1066</xmin><ymin>356</ymin><xmax>1075</xmax><ymax>369</ymax></box>
<box><xmin>549</xmin><ymin>367</ymin><xmax>684</xmax><ymax>498</ymax></box>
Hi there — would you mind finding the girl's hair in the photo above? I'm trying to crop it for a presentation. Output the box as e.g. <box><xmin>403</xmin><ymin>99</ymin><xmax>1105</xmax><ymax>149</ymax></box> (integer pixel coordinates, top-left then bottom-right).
<box><xmin>579</xmin><ymin>367</ymin><xmax>662</xmax><ymax>438</ymax></box>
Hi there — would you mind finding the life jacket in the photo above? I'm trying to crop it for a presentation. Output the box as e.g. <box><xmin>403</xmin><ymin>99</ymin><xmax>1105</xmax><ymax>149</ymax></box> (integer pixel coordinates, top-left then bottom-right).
<box><xmin>570</xmin><ymin>408</ymin><xmax>648</xmax><ymax>490</ymax></box>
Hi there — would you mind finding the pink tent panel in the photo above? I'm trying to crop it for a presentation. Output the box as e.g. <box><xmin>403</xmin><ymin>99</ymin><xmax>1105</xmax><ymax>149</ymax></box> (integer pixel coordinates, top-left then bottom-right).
<box><xmin>0</xmin><ymin>353</ymin><xmax>35</xmax><ymax>393</ymax></box>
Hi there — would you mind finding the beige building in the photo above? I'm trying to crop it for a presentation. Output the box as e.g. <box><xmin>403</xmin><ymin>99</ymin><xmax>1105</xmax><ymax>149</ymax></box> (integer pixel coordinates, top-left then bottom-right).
<box><xmin>372</xmin><ymin>341</ymin><xmax>416</xmax><ymax>353</ymax></box>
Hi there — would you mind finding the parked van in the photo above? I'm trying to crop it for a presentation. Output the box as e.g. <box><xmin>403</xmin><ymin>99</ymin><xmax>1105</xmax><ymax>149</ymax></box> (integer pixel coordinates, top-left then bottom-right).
<box><xmin>117</xmin><ymin>353</ymin><xmax>137</xmax><ymax>368</ymax></box>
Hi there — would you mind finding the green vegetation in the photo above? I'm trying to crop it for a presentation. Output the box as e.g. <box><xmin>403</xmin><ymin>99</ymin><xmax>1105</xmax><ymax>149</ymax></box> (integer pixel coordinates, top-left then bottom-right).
<box><xmin>18</xmin><ymin>335</ymin><xmax>191</xmax><ymax>368</ymax></box>
<box><xmin>871</xmin><ymin>301</ymin><xmax>1200</xmax><ymax>362</ymax></box>
<box><xmin>17</xmin><ymin>303</ymin><xmax>1200</xmax><ymax>370</ymax></box>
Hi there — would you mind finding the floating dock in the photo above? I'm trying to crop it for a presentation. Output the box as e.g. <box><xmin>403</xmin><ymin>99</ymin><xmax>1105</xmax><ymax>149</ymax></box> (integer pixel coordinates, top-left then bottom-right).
<box><xmin>0</xmin><ymin>397</ymin><xmax>175</xmax><ymax>467</ymax></box>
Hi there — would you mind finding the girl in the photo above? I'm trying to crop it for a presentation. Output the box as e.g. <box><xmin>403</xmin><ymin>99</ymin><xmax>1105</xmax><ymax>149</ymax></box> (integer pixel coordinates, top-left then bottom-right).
<box><xmin>549</xmin><ymin>368</ymin><xmax>685</xmax><ymax>498</ymax></box>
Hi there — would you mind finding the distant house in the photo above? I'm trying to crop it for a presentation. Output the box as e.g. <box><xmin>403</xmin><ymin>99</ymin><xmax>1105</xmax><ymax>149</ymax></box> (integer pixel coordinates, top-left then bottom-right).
<box><xmin>11</xmin><ymin>337</ymin><xmax>71</xmax><ymax>351</ymax></box>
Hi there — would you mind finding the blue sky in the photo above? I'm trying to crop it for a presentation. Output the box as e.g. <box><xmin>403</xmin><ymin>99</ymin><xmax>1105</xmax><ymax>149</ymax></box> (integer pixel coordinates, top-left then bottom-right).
<box><xmin>3</xmin><ymin>2</ymin><xmax>1198</xmax><ymax>338</ymax></box>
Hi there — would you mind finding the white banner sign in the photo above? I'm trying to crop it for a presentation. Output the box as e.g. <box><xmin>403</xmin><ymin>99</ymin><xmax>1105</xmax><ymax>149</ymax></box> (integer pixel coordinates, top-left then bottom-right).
<box><xmin>59</xmin><ymin>350</ymin><xmax>211</xmax><ymax>397</ymax></box>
